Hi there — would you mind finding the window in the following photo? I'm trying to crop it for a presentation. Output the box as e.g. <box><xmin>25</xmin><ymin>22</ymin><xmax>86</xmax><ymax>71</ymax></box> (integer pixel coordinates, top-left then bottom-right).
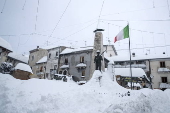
<box><xmin>80</xmin><ymin>56</ymin><xmax>84</xmax><ymax>63</ymax></box>
<box><xmin>54</xmin><ymin>65</ymin><xmax>57</xmax><ymax>69</ymax></box>
<box><xmin>40</xmin><ymin>66</ymin><xmax>43</xmax><ymax>72</ymax></box>
<box><xmin>160</xmin><ymin>62</ymin><xmax>165</xmax><ymax>68</ymax></box>
<box><xmin>49</xmin><ymin>53</ymin><xmax>51</xmax><ymax>58</ymax></box>
<box><xmin>162</xmin><ymin>77</ymin><xmax>167</xmax><ymax>83</ymax></box>
<box><xmin>65</xmin><ymin>58</ymin><xmax>68</xmax><ymax>65</ymax></box>
<box><xmin>32</xmin><ymin>56</ymin><xmax>34</xmax><ymax>61</ymax></box>
<box><xmin>82</xmin><ymin>70</ymin><xmax>85</xmax><ymax>77</ymax></box>
<box><xmin>56</xmin><ymin>52</ymin><xmax>58</xmax><ymax>56</ymax></box>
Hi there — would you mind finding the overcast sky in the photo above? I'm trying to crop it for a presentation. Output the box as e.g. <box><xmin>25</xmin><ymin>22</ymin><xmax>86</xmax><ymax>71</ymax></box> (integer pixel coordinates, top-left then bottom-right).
<box><xmin>0</xmin><ymin>0</ymin><xmax>170</xmax><ymax>57</ymax></box>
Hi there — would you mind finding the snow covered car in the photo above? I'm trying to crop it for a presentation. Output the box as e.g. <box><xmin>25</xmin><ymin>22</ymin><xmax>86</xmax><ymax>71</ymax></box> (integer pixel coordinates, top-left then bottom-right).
<box><xmin>54</xmin><ymin>74</ymin><xmax>67</xmax><ymax>82</ymax></box>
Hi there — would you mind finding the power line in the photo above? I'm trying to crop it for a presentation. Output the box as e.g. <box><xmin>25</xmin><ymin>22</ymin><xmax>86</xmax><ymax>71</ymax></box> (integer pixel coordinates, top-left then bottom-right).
<box><xmin>101</xmin><ymin>5</ymin><xmax>168</xmax><ymax>17</ymax></box>
<box><xmin>50</xmin><ymin>21</ymin><xmax>97</xmax><ymax>45</ymax></box>
<box><xmin>22</xmin><ymin>0</ymin><xmax>27</xmax><ymax>10</ymax></box>
<box><xmin>35</xmin><ymin>0</ymin><xmax>40</xmax><ymax>31</ymax></box>
<box><xmin>0</xmin><ymin>18</ymin><xmax>98</xmax><ymax>37</ymax></box>
<box><xmin>101</xmin><ymin>20</ymin><xmax>170</xmax><ymax>35</ymax></box>
<box><xmin>96</xmin><ymin>0</ymin><xmax>105</xmax><ymax>28</ymax></box>
<box><xmin>1</xmin><ymin>0</ymin><xmax>7</xmax><ymax>13</ymax></box>
<box><xmin>47</xmin><ymin>0</ymin><xmax>72</xmax><ymax>40</ymax></box>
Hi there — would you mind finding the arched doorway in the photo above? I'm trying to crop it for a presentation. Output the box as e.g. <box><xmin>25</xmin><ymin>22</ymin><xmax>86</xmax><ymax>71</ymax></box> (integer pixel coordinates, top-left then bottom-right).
<box><xmin>63</xmin><ymin>70</ymin><xmax>67</xmax><ymax>75</ymax></box>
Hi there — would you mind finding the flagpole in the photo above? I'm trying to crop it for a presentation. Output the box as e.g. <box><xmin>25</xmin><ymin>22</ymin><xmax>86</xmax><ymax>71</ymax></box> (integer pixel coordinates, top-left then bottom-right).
<box><xmin>128</xmin><ymin>22</ymin><xmax>133</xmax><ymax>90</ymax></box>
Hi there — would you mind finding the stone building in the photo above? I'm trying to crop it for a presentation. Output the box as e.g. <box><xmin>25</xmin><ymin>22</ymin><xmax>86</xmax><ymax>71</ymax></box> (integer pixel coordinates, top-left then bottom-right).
<box><xmin>45</xmin><ymin>46</ymin><xmax>67</xmax><ymax>79</ymax></box>
<box><xmin>103</xmin><ymin>45</ymin><xmax>117</xmax><ymax>57</ymax></box>
<box><xmin>0</xmin><ymin>37</ymin><xmax>13</xmax><ymax>64</ymax></box>
<box><xmin>111</xmin><ymin>55</ymin><xmax>170</xmax><ymax>89</ymax></box>
<box><xmin>6</xmin><ymin>52</ymin><xmax>28</xmax><ymax>66</ymax></box>
<box><xmin>28</xmin><ymin>46</ymin><xmax>48</xmax><ymax>78</ymax></box>
<box><xmin>58</xmin><ymin>47</ymin><xmax>93</xmax><ymax>82</ymax></box>
<box><xmin>36</xmin><ymin>56</ymin><xmax>47</xmax><ymax>79</ymax></box>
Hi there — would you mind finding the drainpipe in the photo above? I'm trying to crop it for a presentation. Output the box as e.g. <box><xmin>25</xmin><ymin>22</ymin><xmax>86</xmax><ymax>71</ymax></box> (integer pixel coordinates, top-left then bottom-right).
<box><xmin>148</xmin><ymin>60</ymin><xmax>152</xmax><ymax>89</ymax></box>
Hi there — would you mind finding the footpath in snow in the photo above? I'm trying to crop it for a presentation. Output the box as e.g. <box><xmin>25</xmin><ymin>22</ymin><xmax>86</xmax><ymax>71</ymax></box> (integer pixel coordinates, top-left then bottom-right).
<box><xmin>0</xmin><ymin>71</ymin><xmax>170</xmax><ymax>113</ymax></box>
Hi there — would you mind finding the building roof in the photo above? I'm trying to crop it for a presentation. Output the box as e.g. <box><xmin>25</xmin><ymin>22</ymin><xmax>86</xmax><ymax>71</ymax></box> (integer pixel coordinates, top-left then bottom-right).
<box><xmin>110</xmin><ymin>55</ymin><xmax>170</xmax><ymax>62</ymax></box>
<box><xmin>8</xmin><ymin>52</ymin><xmax>29</xmax><ymax>64</ymax></box>
<box><xmin>36</xmin><ymin>56</ymin><xmax>47</xmax><ymax>64</ymax></box>
<box><xmin>15</xmin><ymin>63</ymin><xmax>33</xmax><ymax>74</ymax></box>
<box><xmin>115</xmin><ymin>68</ymin><xmax>146</xmax><ymax>78</ymax></box>
<box><xmin>60</xmin><ymin>47</ymin><xmax>93</xmax><ymax>55</ymax></box>
<box><xmin>0</xmin><ymin>37</ymin><xmax>13</xmax><ymax>52</ymax></box>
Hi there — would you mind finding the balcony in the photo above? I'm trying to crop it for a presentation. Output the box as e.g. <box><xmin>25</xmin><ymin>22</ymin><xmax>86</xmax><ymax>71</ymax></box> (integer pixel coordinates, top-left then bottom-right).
<box><xmin>114</xmin><ymin>64</ymin><xmax>146</xmax><ymax>69</ymax></box>
<box><xmin>158</xmin><ymin>67</ymin><xmax>170</xmax><ymax>73</ymax></box>
<box><xmin>160</xmin><ymin>82</ymin><xmax>170</xmax><ymax>88</ymax></box>
<box><xmin>75</xmin><ymin>63</ymin><xmax>86</xmax><ymax>68</ymax></box>
<box><xmin>60</xmin><ymin>64</ymin><xmax>69</xmax><ymax>69</ymax></box>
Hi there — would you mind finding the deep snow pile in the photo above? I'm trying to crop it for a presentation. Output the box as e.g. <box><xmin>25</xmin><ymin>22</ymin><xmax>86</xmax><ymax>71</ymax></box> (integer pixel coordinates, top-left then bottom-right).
<box><xmin>0</xmin><ymin>71</ymin><xmax>170</xmax><ymax>113</ymax></box>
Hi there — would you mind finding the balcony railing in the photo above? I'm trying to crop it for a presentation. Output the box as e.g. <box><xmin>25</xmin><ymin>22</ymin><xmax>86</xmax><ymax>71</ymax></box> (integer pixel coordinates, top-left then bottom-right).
<box><xmin>157</xmin><ymin>67</ymin><xmax>170</xmax><ymax>73</ymax></box>
<box><xmin>159</xmin><ymin>82</ymin><xmax>170</xmax><ymax>88</ymax></box>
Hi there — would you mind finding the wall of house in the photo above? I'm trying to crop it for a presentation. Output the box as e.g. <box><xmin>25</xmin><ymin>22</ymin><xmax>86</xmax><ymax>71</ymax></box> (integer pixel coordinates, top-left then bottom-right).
<box><xmin>46</xmin><ymin>47</ymin><xmax>60</xmax><ymax>74</ymax></box>
<box><xmin>35</xmin><ymin>62</ymin><xmax>46</xmax><ymax>79</ymax></box>
<box><xmin>103</xmin><ymin>45</ymin><xmax>117</xmax><ymax>57</ymax></box>
<box><xmin>12</xmin><ymin>69</ymin><xmax>31</xmax><ymax>80</ymax></box>
<box><xmin>0</xmin><ymin>47</ymin><xmax>9</xmax><ymax>64</ymax></box>
<box><xmin>29</xmin><ymin>48</ymin><xmax>48</xmax><ymax>78</ymax></box>
<box><xmin>150</xmin><ymin>60</ymin><xmax>170</xmax><ymax>89</ymax></box>
<box><xmin>59</xmin><ymin>50</ymin><xmax>93</xmax><ymax>81</ymax></box>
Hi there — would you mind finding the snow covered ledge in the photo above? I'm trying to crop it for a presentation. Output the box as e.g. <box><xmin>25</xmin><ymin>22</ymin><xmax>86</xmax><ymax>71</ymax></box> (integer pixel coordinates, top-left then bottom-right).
<box><xmin>107</xmin><ymin>61</ymin><xmax>115</xmax><ymax>81</ymax></box>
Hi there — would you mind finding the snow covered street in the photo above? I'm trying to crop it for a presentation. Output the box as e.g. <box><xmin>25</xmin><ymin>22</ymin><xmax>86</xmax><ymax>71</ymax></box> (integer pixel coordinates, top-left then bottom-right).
<box><xmin>0</xmin><ymin>71</ymin><xmax>170</xmax><ymax>113</ymax></box>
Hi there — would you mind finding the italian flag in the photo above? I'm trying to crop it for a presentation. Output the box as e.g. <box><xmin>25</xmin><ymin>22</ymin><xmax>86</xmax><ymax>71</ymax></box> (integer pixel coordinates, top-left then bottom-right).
<box><xmin>114</xmin><ymin>25</ymin><xmax>129</xmax><ymax>43</ymax></box>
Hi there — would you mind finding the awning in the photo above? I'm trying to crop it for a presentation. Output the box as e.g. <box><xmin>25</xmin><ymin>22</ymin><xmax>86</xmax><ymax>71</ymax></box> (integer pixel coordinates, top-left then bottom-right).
<box><xmin>60</xmin><ymin>65</ymin><xmax>69</xmax><ymax>69</ymax></box>
<box><xmin>75</xmin><ymin>63</ymin><xmax>86</xmax><ymax>68</ymax></box>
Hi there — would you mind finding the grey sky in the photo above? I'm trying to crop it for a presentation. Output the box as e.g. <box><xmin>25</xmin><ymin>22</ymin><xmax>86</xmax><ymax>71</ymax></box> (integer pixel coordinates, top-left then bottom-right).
<box><xmin>0</xmin><ymin>0</ymin><xmax>170</xmax><ymax>57</ymax></box>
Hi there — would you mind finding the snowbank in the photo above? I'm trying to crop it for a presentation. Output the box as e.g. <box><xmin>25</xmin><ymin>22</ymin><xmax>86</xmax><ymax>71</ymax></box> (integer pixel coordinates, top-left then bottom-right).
<box><xmin>0</xmin><ymin>71</ymin><xmax>170</xmax><ymax>113</ymax></box>
<box><xmin>15</xmin><ymin>63</ymin><xmax>33</xmax><ymax>74</ymax></box>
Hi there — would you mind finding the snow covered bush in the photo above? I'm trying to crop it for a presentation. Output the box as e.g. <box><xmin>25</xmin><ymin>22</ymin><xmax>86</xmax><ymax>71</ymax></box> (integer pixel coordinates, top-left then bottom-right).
<box><xmin>0</xmin><ymin>62</ymin><xmax>13</xmax><ymax>74</ymax></box>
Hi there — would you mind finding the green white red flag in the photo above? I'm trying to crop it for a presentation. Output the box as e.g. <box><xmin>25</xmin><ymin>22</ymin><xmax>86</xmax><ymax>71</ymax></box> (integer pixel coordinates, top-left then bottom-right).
<box><xmin>114</xmin><ymin>25</ymin><xmax>129</xmax><ymax>43</ymax></box>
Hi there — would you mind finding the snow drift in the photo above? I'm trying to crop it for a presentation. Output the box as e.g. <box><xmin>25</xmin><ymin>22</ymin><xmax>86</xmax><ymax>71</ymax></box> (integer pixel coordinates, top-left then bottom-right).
<box><xmin>0</xmin><ymin>71</ymin><xmax>170</xmax><ymax>113</ymax></box>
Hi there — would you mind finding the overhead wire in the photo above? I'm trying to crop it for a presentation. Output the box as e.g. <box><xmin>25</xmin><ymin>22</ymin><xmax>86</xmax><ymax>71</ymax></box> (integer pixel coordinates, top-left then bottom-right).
<box><xmin>1</xmin><ymin>0</ymin><xmax>7</xmax><ymax>13</ymax></box>
<box><xmin>35</xmin><ymin>0</ymin><xmax>40</xmax><ymax>31</ymax></box>
<box><xmin>101</xmin><ymin>5</ymin><xmax>168</xmax><ymax>17</ymax></box>
<box><xmin>22</xmin><ymin>0</ymin><xmax>27</xmax><ymax>10</ymax></box>
<box><xmin>96</xmin><ymin>0</ymin><xmax>105</xmax><ymax>28</ymax></box>
<box><xmin>47</xmin><ymin>0</ymin><xmax>72</xmax><ymax>40</ymax></box>
<box><xmin>50</xmin><ymin>21</ymin><xmax>97</xmax><ymax>45</ymax></box>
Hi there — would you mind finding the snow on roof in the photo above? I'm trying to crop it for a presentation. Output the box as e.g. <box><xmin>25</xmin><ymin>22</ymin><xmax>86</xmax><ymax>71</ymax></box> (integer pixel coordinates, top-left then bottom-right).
<box><xmin>60</xmin><ymin>47</ymin><xmax>93</xmax><ymax>54</ymax></box>
<box><xmin>8</xmin><ymin>52</ymin><xmax>28</xmax><ymax>63</ymax></box>
<box><xmin>60</xmin><ymin>65</ymin><xmax>69</xmax><ymax>69</ymax></box>
<box><xmin>0</xmin><ymin>37</ymin><xmax>13</xmax><ymax>52</ymax></box>
<box><xmin>75</xmin><ymin>63</ymin><xmax>87</xmax><ymax>68</ymax></box>
<box><xmin>36</xmin><ymin>56</ymin><xmax>47</xmax><ymax>64</ymax></box>
<box><xmin>41</xmin><ymin>45</ymin><xmax>59</xmax><ymax>50</ymax></box>
<box><xmin>15</xmin><ymin>63</ymin><xmax>33</xmax><ymax>74</ymax></box>
<box><xmin>110</xmin><ymin>55</ymin><xmax>170</xmax><ymax>62</ymax></box>
<box><xmin>115</xmin><ymin>68</ymin><xmax>146</xmax><ymax>77</ymax></box>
